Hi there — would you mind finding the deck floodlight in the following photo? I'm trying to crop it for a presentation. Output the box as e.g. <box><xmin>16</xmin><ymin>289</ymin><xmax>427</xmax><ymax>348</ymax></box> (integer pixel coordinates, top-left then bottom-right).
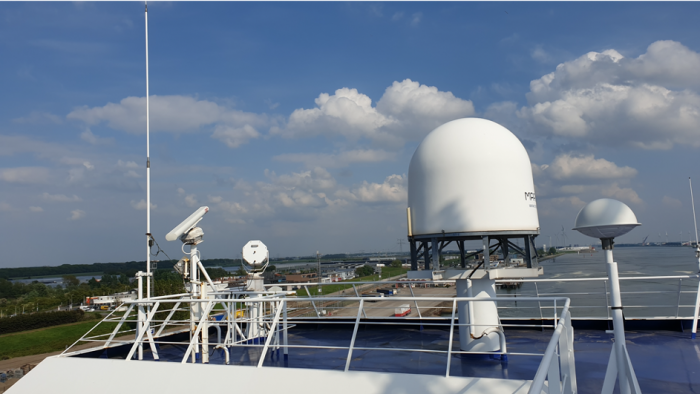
<box><xmin>242</xmin><ymin>240</ymin><xmax>269</xmax><ymax>274</ymax></box>
<box><xmin>573</xmin><ymin>198</ymin><xmax>641</xmax><ymax>394</ymax></box>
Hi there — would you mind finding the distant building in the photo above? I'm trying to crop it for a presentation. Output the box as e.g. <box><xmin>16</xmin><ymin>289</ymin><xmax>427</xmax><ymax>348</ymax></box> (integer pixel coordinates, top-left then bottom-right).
<box><xmin>285</xmin><ymin>273</ymin><xmax>318</xmax><ymax>283</ymax></box>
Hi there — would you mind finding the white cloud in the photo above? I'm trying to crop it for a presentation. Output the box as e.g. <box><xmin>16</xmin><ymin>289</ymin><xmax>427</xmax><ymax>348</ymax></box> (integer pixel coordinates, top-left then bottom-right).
<box><xmin>124</xmin><ymin>170</ymin><xmax>140</xmax><ymax>178</ymax></box>
<box><xmin>279</xmin><ymin>79</ymin><xmax>474</xmax><ymax>147</ymax></box>
<box><xmin>602</xmin><ymin>183</ymin><xmax>643</xmax><ymax>205</ymax></box>
<box><xmin>118</xmin><ymin>160</ymin><xmax>139</xmax><ymax>168</ymax></box>
<box><xmin>531</xmin><ymin>45</ymin><xmax>552</xmax><ymax>63</ymax></box>
<box><xmin>519</xmin><ymin>40</ymin><xmax>700</xmax><ymax>149</ymax></box>
<box><xmin>177</xmin><ymin>187</ymin><xmax>185</xmax><ymax>195</ymax></box>
<box><xmin>42</xmin><ymin>192</ymin><xmax>82</xmax><ymax>202</ymax></box>
<box><xmin>410</xmin><ymin>12</ymin><xmax>422</xmax><ymax>26</ymax></box>
<box><xmin>546</xmin><ymin>154</ymin><xmax>637</xmax><ymax>180</ymax></box>
<box><xmin>532</xmin><ymin>154</ymin><xmax>642</xmax><ymax>206</ymax></box>
<box><xmin>0</xmin><ymin>167</ymin><xmax>50</xmax><ymax>184</ymax></box>
<box><xmin>274</xmin><ymin>149</ymin><xmax>396</xmax><ymax>169</ymax></box>
<box><xmin>336</xmin><ymin>174</ymin><xmax>407</xmax><ymax>204</ymax></box>
<box><xmin>13</xmin><ymin>111</ymin><xmax>62</xmax><ymax>124</ymax></box>
<box><xmin>392</xmin><ymin>11</ymin><xmax>404</xmax><ymax>21</ymax></box>
<box><xmin>130</xmin><ymin>199</ymin><xmax>157</xmax><ymax>210</ymax></box>
<box><xmin>80</xmin><ymin>129</ymin><xmax>112</xmax><ymax>145</ymax></box>
<box><xmin>67</xmin><ymin>95</ymin><xmax>268</xmax><ymax>149</ymax></box>
<box><xmin>662</xmin><ymin>195</ymin><xmax>682</xmax><ymax>208</ymax></box>
<box><xmin>211</xmin><ymin>124</ymin><xmax>260</xmax><ymax>148</ymax></box>
<box><xmin>70</xmin><ymin>209</ymin><xmax>85</xmax><ymax>220</ymax></box>
<box><xmin>29</xmin><ymin>206</ymin><xmax>43</xmax><ymax>212</ymax></box>
<box><xmin>185</xmin><ymin>194</ymin><xmax>198</xmax><ymax>207</ymax></box>
<box><xmin>376</xmin><ymin>79</ymin><xmax>475</xmax><ymax>134</ymax></box>
<box><xmin>0</xmin><ymin>202</ymin><xmax>12</xmax><ymax>212</ymax></box>
<box><xmin>208</xmin><ymin>195</ymin><xmax>223</xmax><ymax>204</ymax></box>
<box><xmin>265</xmin><ymin>167</ymin><xmax>337</xmax><ymax>191</ymax></box>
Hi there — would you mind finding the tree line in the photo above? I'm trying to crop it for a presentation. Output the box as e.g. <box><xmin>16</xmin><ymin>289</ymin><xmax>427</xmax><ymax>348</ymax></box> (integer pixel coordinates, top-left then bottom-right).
<box><xmin>0</xmin><ymin>258</ymin><xmax>242</xmax><ymax>280</ymax></box>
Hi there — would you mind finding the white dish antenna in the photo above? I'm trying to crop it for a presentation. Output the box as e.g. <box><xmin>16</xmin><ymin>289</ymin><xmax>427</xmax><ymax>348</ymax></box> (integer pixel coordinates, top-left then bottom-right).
<box><xmin>166</xmin><ymin>206</ymin><xmax>209</xmax><ymax>242</ymax></box>
<box><xmin>242</xmin><ymin>240</ymin><xmax>269</xmax><ymax>273</ymax></box>
<box><xmin>573</xmin><ymin>198</ymin><xmax>640</xmax><ymax>239</ymax></box>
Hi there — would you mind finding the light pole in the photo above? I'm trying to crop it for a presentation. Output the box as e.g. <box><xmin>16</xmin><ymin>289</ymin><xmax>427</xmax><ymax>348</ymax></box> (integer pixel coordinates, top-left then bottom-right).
<box><xmin>573</xmin><ymin>198</ymin><xmax>641</xmax><ymax>394</ymax></box>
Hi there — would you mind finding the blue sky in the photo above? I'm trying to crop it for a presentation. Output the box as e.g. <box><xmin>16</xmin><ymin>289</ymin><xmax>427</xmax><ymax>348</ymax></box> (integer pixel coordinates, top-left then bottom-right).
<box><xmin>2</xmin><ymin>2</ymin><xmax>700</xmax><ymax>267</ymax></box>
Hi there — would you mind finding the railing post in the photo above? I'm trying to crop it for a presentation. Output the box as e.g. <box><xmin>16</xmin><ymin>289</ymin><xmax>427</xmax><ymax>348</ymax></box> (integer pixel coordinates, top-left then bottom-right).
<box><xmin>692</xmin><ymin>278</ymin><xmax>700</xmax><ymax>339</ymax></box>
<box><xmin>283</xmin><ymin>298</ymin><xmax>288</xmax><ymax>355</ymax></box>
<box><xmin>258</xmin><ymin>300</ymin><xmax>283</xmax><ymax>367</ymax></box>
<box><xmin>676</xmin><ymin>278</ymin><xmax>683</xmax><ymax>319</ymax></box>
<box><xmin>534</xmin><ymin>282</ymin><xmax>543</xmax><ymax>322</ymax></box>
<box><xmin>604</xmin><ymin>280</ymin><xmax>610</xmax><ymax>320</ymax></box>
<box><xmin>344</xmin><ymin>299</ymin><xmax>364</xmax><ymax>372</ymax></box>
<box><xmin>304</xmin><ymin>286</ymin><xmax>320</xmax><ymax>318</ymax></box>
<box><xmin>408</xmin><ymin>284</ymin><xmax>422</xmax><ymax>318</ymax></box>
<box><xmin>352</xmin><ymin>284</ymin><xmax>367</xmax><ymax>318</ymax></box>
<box><xmin>445</xmin><ymin>299</ymin><xmax>457</xmax><ymax>377</ymax></box>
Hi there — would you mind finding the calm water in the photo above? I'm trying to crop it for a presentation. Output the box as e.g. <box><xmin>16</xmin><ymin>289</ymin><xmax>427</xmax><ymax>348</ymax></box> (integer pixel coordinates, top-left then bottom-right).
<box><xmin>498</xmin><ymin>246</ymin><xmax>700</xmax><ymax>319</ymax></box>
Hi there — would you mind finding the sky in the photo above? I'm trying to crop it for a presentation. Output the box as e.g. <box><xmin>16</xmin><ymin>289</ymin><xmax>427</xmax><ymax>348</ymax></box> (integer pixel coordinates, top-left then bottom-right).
<box><xmin>1</xmin><ymin>2</ymin><xmax>700</xmax><ymax>267</ymax></box>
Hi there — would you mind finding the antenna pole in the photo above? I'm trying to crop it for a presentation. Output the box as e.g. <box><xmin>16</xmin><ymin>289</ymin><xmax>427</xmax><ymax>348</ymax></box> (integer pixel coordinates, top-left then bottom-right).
<box><xmin>145</xmin><ymin>1</ymin><xmax>152</xmax><ymax>298</ymax></box>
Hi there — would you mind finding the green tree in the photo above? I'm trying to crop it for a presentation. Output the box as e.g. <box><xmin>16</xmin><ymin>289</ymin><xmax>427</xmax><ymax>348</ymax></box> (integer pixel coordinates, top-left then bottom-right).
<box><xmin>62</xmin><ymin>275</ymin><xmax>80</xmax><ymax>288</ymax></box>
<box><xmin>390</xmin><ymin>260</ymin><xmax>402</xmax><ymax>268</ymax></box>
<box><xmin>548</xmin><ymin>247</ymin><xmax>557</xmax><ymax>255</ymax></box>
<box><xmin>355</xmin><ymin>265</ymin><xmax>375</xmax><ymax>277</ymax></box>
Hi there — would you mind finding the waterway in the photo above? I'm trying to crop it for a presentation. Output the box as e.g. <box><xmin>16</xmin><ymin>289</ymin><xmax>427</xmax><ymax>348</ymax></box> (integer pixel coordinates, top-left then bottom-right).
<box><xmin>497</xmin><ymin>246</ymin><xmax>700</xmax><ymax>319</ymax></box>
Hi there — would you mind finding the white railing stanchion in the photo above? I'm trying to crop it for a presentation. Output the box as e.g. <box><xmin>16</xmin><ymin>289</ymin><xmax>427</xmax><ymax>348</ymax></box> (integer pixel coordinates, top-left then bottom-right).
<box><xmin>676</xmin><ymin>278</ymin><xmax>683</xmax><ymax>318</ymax></box>
<box><xmin>258</xmin><ymin>300</ymin><xmax>283</xmax><ymax>367</ymax></box>
<box><xmin>692</xmin><ymin>279</ymin><xmax>700</xmax><ymax>339</ymax></box>
<box><xmin>305</xmin><ymin>286</ymin><xmax>320</xmax><ymax>317</ymax></box>
<box><xmin>344</xmin><ymin>299</ymin><xmax>364</xmax><ymax>372</ymax></box>
<box><xmin>283</xmin><ymin>298</ymin><xmax>288</xmax><ymax>355</ymax></box>
<box><xmin>445</xmin><ymin>299</ymin><xmax>457</xmax><ymax>377</ymax></box>
<box><xmin>408</xmin><ymin>285</ymin><xmax>422</xmax><ymax>318</ymax></box>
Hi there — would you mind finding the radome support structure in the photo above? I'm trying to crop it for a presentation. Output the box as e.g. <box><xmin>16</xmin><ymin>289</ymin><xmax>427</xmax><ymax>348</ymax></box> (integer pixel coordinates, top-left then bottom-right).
<box><xmin>406</xmin><ymin>118</ymin><xmax>543</xmax><ymax>353</ymax></box>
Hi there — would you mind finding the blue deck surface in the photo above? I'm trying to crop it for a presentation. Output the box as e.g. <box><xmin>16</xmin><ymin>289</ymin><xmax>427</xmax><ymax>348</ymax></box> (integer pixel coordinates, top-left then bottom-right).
<box><xmin>87</xmin><ymin>325</ymin><xmax>700</xmax><ymax>393</ymax></box>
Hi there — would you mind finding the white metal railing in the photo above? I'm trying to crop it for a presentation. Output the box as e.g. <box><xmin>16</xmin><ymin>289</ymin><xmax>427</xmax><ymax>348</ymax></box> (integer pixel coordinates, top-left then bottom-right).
<box><xmin>286</xmin><ymin>273</ymin><xmax>700</xmax><ymax>324</ymax></box>
<box><xmin>63</xmin><ymin>293</ymin><xmax>575</xmax><ymax>391</ymax></box>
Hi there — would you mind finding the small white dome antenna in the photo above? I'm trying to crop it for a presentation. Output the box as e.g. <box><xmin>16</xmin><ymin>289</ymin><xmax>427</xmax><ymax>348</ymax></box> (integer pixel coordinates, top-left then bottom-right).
<box><xmin>573</xmin><ymin>198</ymin><xmax>641</xmax><ymax>392</ymax></box>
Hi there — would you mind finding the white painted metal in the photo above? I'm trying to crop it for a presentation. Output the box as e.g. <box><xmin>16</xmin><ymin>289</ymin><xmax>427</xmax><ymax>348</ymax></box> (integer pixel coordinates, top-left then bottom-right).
<box><xmin>407</xmin><ymin>118</ymin><xmax>539</xmax><ymax>236</ymax></box>
<box><xmin>456</xmin><ymin>278</ymin><xmax>501</xmax><ymax>352</ymax></box>
<box><xmin>165</xmin><ymin>206</ymin><xmax>209</xmax><ymax>242</ymax></box>
<box><xmin>604</xmin><ymin>251</ymin><xmax>636</xmax><ymax>394</ymax></box>
<box><xmin>573</xmin><ymin>199</ymin><xmax>640</xmax><ymax>239</ymax></box>
<box><xmin>144</xmin><ymin>0</ymin><xmax>152</xmax><ymax>303</ymax></box>
<box><xmin>242</xmin><ymin>240</ymin><xmax>269</xmax><ymax>272</ymax></box>
<box><xmin>11</xmin><ymin>356</ymin><xmax>535</xmax><ymax>394</ymax></box>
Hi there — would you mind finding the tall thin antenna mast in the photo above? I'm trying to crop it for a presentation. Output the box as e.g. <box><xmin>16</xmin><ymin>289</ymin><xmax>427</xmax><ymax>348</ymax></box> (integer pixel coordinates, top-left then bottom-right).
<box><xmin>145</xmin><ymin>1</ymin><xmax>152</xmax><ymax>298</ymax></box>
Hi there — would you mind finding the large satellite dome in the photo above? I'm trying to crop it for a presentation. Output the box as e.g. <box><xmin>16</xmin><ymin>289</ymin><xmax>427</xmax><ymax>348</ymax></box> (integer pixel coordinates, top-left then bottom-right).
<box><xmin>408</xmin><ymin>118</ymin><xmax>540</xmax><ymax>236</ymax></box>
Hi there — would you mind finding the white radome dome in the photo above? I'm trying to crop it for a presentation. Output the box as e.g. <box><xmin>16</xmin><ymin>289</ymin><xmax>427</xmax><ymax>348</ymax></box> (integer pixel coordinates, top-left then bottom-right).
<box><xmin>573</xmin><ymin>198</ymin><xmax>640</xmax><ymax>239</ymax></box>
<box><xmin>407</xmin><ymin>118</ymin><xmax>540</xmax><ymax>236</ymax></box>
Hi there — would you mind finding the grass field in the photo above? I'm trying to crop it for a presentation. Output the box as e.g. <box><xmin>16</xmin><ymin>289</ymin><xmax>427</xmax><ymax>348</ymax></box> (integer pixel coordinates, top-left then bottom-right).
<box><xmin>0</xmin><ymin>319</ymin><xmax>128</xmax><ymax>360</ymax></box>
<box><xmin>296</xmin><ymin>267</ymin><xmax>408</xmax><ymax>296</ymax></box>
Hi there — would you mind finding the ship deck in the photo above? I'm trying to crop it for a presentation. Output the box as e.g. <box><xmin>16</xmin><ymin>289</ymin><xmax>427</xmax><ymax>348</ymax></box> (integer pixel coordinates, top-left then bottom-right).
<box><xmin>68</xmin><ymin>323</ymin><xmax>700</xmax><ymax>394</ymax></box>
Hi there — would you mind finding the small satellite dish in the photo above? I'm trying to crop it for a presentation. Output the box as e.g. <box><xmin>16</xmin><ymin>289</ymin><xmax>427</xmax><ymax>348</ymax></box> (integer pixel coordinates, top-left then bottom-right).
<box><xmin>573</xmin><ymin>198</ymin><xmax>640</xmax><ymax>239</ymax></box>
<box><xmin>242</xmin><ymin>240</ymin><xmax>269</xmax><ymax>273</ymax></box>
